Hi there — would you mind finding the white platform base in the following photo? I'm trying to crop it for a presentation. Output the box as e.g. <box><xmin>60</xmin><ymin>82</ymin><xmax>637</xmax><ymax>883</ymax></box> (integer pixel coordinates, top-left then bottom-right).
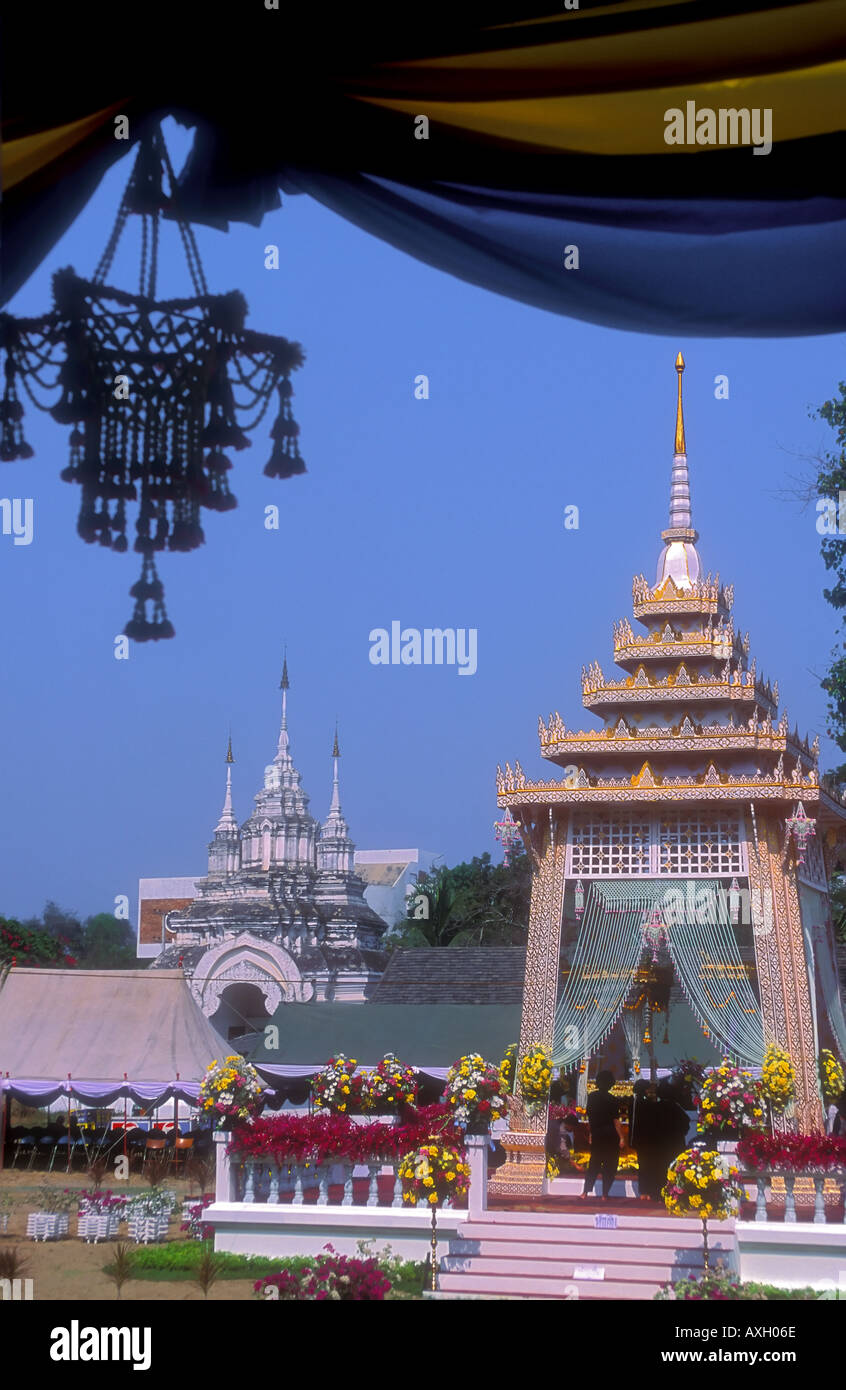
<box><xmin>736</xmin><ymin>1221</ymin><xmax>846</xmax><ymax>1290</ymax></box>
<box><xmin>546</xmin><ymin>1176</ymin><xmax>639</xmax><ymax>1200</ymax></box>
<box><xmin>207</xmin><ymin>1200</ymin><xmax>465</xmax><ymax>1262</ymax></box>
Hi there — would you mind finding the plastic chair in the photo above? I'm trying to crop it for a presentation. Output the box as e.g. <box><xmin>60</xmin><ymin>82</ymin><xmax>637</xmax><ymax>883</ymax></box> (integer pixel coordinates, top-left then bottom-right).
<box><xmin>169</xmin><ymin>1135</ymin><xmax>194</xmax><ymax>1174</ymax></box>
<box><xmin>142</xmin><ymin>1135</ymin><xmax>167</xmax><ymax>1175</ymax></box>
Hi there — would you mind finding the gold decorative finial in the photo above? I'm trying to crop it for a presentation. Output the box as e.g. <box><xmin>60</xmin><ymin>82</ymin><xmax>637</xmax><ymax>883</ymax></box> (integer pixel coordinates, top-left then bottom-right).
<box><xmin>674</xmin><ymin>351</ymin><xmax>686</xmax><ymax>455</ymax></box>
<box><xmin>280</xmin><ymin>649</ymin><xmax>289</xmax><ymax>691</ymax></box>
<box><xmin>332</xmin><ymin>723</ymin><xmax>340</xmax><ymax>759</ymax></box>
<box><xmin>226</xmin><ymin>733</ymin><xmax>234</xmax><ymax>764</ymax></box>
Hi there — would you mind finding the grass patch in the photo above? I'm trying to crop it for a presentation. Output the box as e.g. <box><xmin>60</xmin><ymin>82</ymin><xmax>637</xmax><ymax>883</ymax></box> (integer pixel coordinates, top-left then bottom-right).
<box><xmin>104</xmin><ymin>1240</ymin><xmax>428</xmax><ymax>1295</ymax></box>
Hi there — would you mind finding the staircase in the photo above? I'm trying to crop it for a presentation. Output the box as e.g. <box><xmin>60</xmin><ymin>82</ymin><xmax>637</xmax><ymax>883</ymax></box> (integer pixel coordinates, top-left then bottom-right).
<box><xmin>440</xmin><ymin>1208</ymin><xmax>736</xmax><ymax>1300</ymax></box>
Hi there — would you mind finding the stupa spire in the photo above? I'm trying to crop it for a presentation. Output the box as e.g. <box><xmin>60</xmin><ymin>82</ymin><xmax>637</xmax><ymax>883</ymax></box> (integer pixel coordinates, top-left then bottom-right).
<box><xmin>656</xmin><ymin>353</ymin><xmax>701</xmax><ymax>590</ymax></box>
<box><xmin>330</xmin><ymin>724</ymin><xmax>341</xmax><ymax>813</ymax></box>
<box><xmin>277</xmin><ymin>649</ymin><xmax>291</xmax><ymax>761</ymax></box>
<box><xmin>215</xmin><ymin>735</ymin><xmax>238</xmax><ymax>831</ymax></box>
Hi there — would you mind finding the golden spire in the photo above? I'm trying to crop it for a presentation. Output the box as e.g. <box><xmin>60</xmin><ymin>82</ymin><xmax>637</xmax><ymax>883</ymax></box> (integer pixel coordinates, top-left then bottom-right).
<box><xmin>332</xmin><ymin>724</ymin><xmax>340</xmax><ymax>759</ymax></box>
<box><xmin>225</xmin><ymin>733</ymin><xmax>234</xmax><ymax>764</ymax></box>
<box><xmin>280</xmin><ymin>649</ymin><xmax>289</xmax><ymax>691</ymax></box>
<box><xmin>674</xmin><ymin>351</ymin><xmax>686</xmax><ymax>455</ymax></box>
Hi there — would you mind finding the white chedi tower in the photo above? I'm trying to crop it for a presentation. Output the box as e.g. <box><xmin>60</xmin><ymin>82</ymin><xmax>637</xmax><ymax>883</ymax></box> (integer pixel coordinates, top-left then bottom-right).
<box><xmin>207</xmin><ymin>735</ymin><xmax>241</xmax><ymax>878</ymax></box>
<box><xmin>316</xmin><ymin>728</ymin><xmax>355</xmax><ymax>874</ymax></box>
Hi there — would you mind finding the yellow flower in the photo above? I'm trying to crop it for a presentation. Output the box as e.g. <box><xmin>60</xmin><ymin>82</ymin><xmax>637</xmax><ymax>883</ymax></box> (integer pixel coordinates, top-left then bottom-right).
<box><xmin>428</xmin><ymin>1193</ymin><xmax>438</xmax><ymax>1204</ymax></box>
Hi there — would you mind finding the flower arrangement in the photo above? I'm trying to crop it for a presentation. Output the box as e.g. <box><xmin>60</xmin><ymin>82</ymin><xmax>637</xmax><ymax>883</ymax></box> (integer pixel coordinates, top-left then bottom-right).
<box><xmin>820</xmin><ymin>1049</ymin><xmax>845</xmax><ymax>1103</ymax></box>
<box><xmin>361</xmin><ymin>1054</ymin><xmax>419</xmax><ymax>1112</ymax></box>
<box><xmin>499</xmin><ymin>1044</ymin><xmax>517</xmax><ymax>1096</ymax></box>
<box><xmin>519</xmin><ymin>1044</ymin><xmax>552</xmax><ymax>1114</ymax></box>
<box><xmin>254</xmin><ymin>1247</ymin><xmax>391</xmax><ymax>1301</ymax></box>
<box><xmin>442</xmin><ymin>1054</ymin><xmax>508</xmax><ymax>1131</ymax></box>
<box><xmin>663</xmin><ymin>1148</ymin><xmax>742</xmax><ymax>1221</ymax></box>
<box><xmin>698</xmin><ymin>1061</ymin><xmax>765</xmax><ymax>1136</ymax></box>
<box><xmin>760</xmin><ymin>1044</ymin><xmax>795</xmax><ymax>1113</ymax></box>
<box><xmin>312</xmin><ymin>1054</ymin><xmax>359</xmax><ymax>1114</ymax></box>
<box><xmin>398</xmin><ymin>1142</ymin><xmax>470</xmax><ymax>1207</ymax></box>
<box><xmin>736</xmin><ymin>1132</ymin><xmax>846</xmax><ymax>1173</ymax></box>
<box><xmin>199</xmin><ymin>1054</ymin><xmax>265</xmax><ymax>1128</ymax></box>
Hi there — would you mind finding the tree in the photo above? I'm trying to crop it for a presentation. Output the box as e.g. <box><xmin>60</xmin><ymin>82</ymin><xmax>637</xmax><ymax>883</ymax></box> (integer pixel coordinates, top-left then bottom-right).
<box><xmin>81</xmin><ymin>913</ymin><xmax>137</xmax><ymax>968</ymax></box>
<box><xmin>384</xmin><ymin>850</ymin><xmax>532</xmax><ymax>950</ymax></box>
<box><xmin>0</xmin><ymin>917</ymin><xmax>72</xmax><ymax>972</ymax></box>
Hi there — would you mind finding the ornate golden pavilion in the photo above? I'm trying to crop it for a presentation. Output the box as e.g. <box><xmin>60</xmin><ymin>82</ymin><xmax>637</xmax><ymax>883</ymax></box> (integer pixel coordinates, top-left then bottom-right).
<box><xmin>493</xmin><ymin>355</ymin><xmax>846</xmax><ymax>1194</ymax></box>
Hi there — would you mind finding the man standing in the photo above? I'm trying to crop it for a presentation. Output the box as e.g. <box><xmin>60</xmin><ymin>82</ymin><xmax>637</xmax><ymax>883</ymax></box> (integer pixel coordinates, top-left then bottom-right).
<box><xmin>580</xmin><ymin>1070</ymin><xmax>624</xmax><ymax>1202</ymax></box>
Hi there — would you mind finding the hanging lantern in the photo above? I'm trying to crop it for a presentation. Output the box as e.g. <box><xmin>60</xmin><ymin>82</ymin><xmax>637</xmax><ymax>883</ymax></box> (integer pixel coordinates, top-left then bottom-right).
<box><xmin>493</xmin><ymin>807</ymin><xmax>522</xmax><ymax>866</ymax></box>
<box><xmin>574</xmin><ymin>878</ymin><xmax>585</xmax><ymax>919</ymax></box>
<box><xmin>728</xmin><ymin>877</ymin><xmax>740</xmax><ymax>925</ymax></box>
<box><xmin>0</xmin><ymin>125</ymin><xmax>306</xmax><ymax>640</ymax></box>
<box><xmin>785</xmin><ymin>802</ymin><xmax>816</xmax><ymax>866</ymax></box>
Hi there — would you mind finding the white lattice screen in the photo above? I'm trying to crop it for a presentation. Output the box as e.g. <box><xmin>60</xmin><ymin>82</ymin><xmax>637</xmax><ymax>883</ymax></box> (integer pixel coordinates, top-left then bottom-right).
<box><xmin>567</xmin><ymin>810</ymin><xmax>747</xmax><ymax>877</ymax></box>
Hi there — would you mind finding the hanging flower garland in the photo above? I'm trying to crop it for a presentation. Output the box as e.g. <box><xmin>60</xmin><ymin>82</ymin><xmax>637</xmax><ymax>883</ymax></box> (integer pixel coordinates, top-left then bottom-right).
<box><xmin>499</xmin><ymin>1043</ymin><xmax>517</xmax><ymax>1096</ymax></box>
<box><xmin>760</xmin><ymin>1044</ymin><xmax>795</xmax><ymax>1114</ymax></box>
<box><xmin>199</xmin><ymin>1055</ymin><xmax>265</xmax><ymax>1128</ymax></box>
<box><xmin>820</xmin><ymin>1049</ymin><xmax>845</xmax><ymax>1103</ymax></box>
<box><xmin>519</xmin><ymin>1044</ymin><xmax>553</xmax><ymax>1117</ymax></box>
<box><xmin>442</xmin><ymin>1054</ymin><xmax>508</xmax><ymax>1132</ymax></box>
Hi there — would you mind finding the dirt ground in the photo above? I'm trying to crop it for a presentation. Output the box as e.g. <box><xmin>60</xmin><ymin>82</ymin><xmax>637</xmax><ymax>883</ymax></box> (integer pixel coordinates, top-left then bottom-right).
<box><xmin>0</xmin><ymin>1168</ymin><xmax>253</xmax><ymax>1302</ymax></box>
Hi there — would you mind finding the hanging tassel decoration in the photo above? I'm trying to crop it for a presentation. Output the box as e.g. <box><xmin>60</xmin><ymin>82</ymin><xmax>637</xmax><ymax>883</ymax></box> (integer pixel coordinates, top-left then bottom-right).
<box><xmin>574</xmin><ymin>878</ymin><xmax>585</xmax><ymax>919</ymax></box>
<box><xmin>125</xmin><ymin>553</ymin><xmax>175</xmax><ymax>641</ymax></box>
<box><xmin>264</xmin><ymin>376</ymin><xmax>306</xmax><ymax>478</ymax></box>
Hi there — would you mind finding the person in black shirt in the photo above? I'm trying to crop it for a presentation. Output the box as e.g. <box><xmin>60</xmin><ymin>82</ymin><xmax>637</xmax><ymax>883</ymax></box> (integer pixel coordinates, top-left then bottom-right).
<box><xmin>580</xmin><ymin>1070</ymin><xmax>624</xmax><ymax>1202</ymax></box>
<box><xmin>653</xmin><ymin>1078</ymin><xmax>691</xmax><ymax>1198</ymax></box>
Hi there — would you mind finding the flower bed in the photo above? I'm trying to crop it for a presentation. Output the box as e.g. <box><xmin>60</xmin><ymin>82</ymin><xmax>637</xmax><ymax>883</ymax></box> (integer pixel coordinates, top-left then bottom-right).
<box><xmin>228</xmin><ymin>1105</ymin><xmax>462</xmax><ymax>1167</ymax></box>
<box><xmin>736</xmin><ymin>1132</ymin><xmax>846</xmax><ymax>1173</ymax></box>
<box><xmin>254</xmin><ymin>1247</ymin><xmax>392</xmax><ymax>1301</ymax></box>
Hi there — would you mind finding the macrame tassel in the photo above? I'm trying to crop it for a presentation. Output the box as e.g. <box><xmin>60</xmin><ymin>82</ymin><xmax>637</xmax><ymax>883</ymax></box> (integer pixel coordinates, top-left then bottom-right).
<box><xmin>0</xmin><ymin>355</ymin><xmax>34</xmax><ymax>462</ymax></box>
<box><xmin>124</xmin><ymin>553</ymin><xmax>175</xmax><ymax>641</ymax></box>
<box><xmin>201</xmin><ymin>450</ymin><xmax>237</xmax><ymax>511</ymax></box>
<box><xmin>264</xmin><ymin>377</ymin><xmax>305</xmax><ymax>478</ymax></box>
<box><xmin>203</xmin><ymin>350</ymin><xmax>250</xmax><ymax>451</ymax></box>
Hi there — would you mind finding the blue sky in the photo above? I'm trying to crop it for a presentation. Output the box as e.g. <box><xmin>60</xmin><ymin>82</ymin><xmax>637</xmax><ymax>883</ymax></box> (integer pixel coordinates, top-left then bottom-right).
<box><xmin>1</xmin><ymin>120</ymin><xmax>843</xmax><ymax>925</ymax></box>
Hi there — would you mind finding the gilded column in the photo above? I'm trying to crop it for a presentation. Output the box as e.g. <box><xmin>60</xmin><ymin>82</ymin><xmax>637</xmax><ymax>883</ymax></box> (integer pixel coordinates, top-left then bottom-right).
<box><xmin>489</xmin><ymin>816</ymin><xmax>567</xmax><ymax>1196</ymax></box>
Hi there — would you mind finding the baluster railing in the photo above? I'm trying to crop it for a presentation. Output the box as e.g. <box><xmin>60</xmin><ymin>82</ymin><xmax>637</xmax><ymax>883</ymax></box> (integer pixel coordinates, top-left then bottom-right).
<box><xmin>813</xmin><ymin>1174</ymin><xmax>826</xmax><ymax>1225</ymax></box>
<box><xmin>268</xmin><ymin>1164</ymin><xmax>280</xmax><ymax>1205</ymax></box>
<box><xmin>317</xmin><ymin>1166</ymin><xmax>329</xmax><ymax>1206</ymax></box>
<box><xmin>754</xmin><ymin>1176</ymin><xmax>767</xmax><ymax>1222</ymax></box>
<box><xmin>392</xmin><ymin>1166</ymin><xmax>403</xmax><ymax>1208</ymax></box>
<box><xmin>342</xmin><ymin>1164</ymin><xmax>354</xmax><ymax>1206</ymax></box>
<box><xmin>366</xmin><ymin>1163</ymin><xmax>380</xmax><ymax>1207</ymax></box>
<box><xmin>243</xmin><ymin>1159</ymin><xmax>256</xmax><ymax>1204</ymax></box>
<box><xmin>784</xmin><ymin>1173</ymin><xmax>797</xmax><ymax>1223</ymax></box>
<box><xmin>293</xmin><ymin>1165</ymin><xmax>305</xmax><ymax>1205</ymax></box>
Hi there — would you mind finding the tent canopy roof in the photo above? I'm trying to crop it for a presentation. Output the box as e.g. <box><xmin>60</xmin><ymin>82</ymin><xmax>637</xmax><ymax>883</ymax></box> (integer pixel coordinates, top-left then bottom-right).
<box><xmin>0</xmin><ymin>968</ymin><xmax>227</xmax><ymax>1084</ymax></box>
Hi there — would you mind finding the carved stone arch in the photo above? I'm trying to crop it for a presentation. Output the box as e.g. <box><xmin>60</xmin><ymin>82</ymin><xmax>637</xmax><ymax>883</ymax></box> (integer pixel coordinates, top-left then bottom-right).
<box><xmin>190</xmin><ymin>932</ymin><xmax>314</xmax><ymax>1017</ymax></box>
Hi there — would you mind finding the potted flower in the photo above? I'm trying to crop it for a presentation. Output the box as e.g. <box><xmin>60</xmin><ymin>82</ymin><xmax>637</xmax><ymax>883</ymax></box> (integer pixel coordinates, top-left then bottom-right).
<box><xmin>663</xmin><ymin>1147</ymin><xmax>742</xmax><ymax>1269</ymax></box>
<box><xmin>442</xmin><ymin>1054</ymin><xmax>508</xmax><ymax>1133</ymax></box>
<box><xmin>312</xmin><ymin>1055</ymin><xmax>359</xmax><ymax>1115</ymax></box>
<box><xmin>398</xmin><ymin>1140</ymin><xmax>470</xmax><ymax>1291</ymax></box>
<box><xmin>360</xmin><ymin>1054</ymin><xmax>419</xmax><ymax>1115</ymax></box>
<box><xmin>126</xmin><ymin>1186</ymin><xmax>176</xmax><ymax>1244</ymax></box>
<box><xmin>77</xmin><ymin>1189</ymin><xmax>126</xmax><ymax>1243</ymax></box>
<box><xmin>199</xmin><ymin>1054</ymin><xmax>265</xmax><ymax>1130</ymax></box>
<box><xmin>698</xmin><ymin>1061</ymin><xmax>765</xmax><ymax>1148</ymax></box>
<box><xmin>499</xmin><ymin>1043</ymin><xmax>517</xmax><ymax>1096</ymax></box>
<box><xmin>27</xmin><ymin>1185</ymin><xmax>76</xmax><ymax>1241</ymax></box>
<box><xmin>180</xmin><ymin>1193</ymin><xmax>215</xmax><ymax>1241</ymax></box>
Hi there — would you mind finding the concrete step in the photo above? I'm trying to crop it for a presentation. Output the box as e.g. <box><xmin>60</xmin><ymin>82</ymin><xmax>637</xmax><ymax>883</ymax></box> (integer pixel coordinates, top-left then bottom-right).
<box><xmin>443</xmin><ymin>1253</ymin><xmax>698</xmax><ymax>1282</ymax></box>
<box><xmin>438</xmin><ymin>1270</ymin><xmax>666</xmax><ymax>1301</ymax></box>
<box><xmin>445</xmin><ymin>1242</ymin><xmax>707</xmax><ymax>1269</ymax></box>
<box><xmin>454</xmin><ymin>1225</ymin><xmax>728</xmax><ymax>1253</ymax></box>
